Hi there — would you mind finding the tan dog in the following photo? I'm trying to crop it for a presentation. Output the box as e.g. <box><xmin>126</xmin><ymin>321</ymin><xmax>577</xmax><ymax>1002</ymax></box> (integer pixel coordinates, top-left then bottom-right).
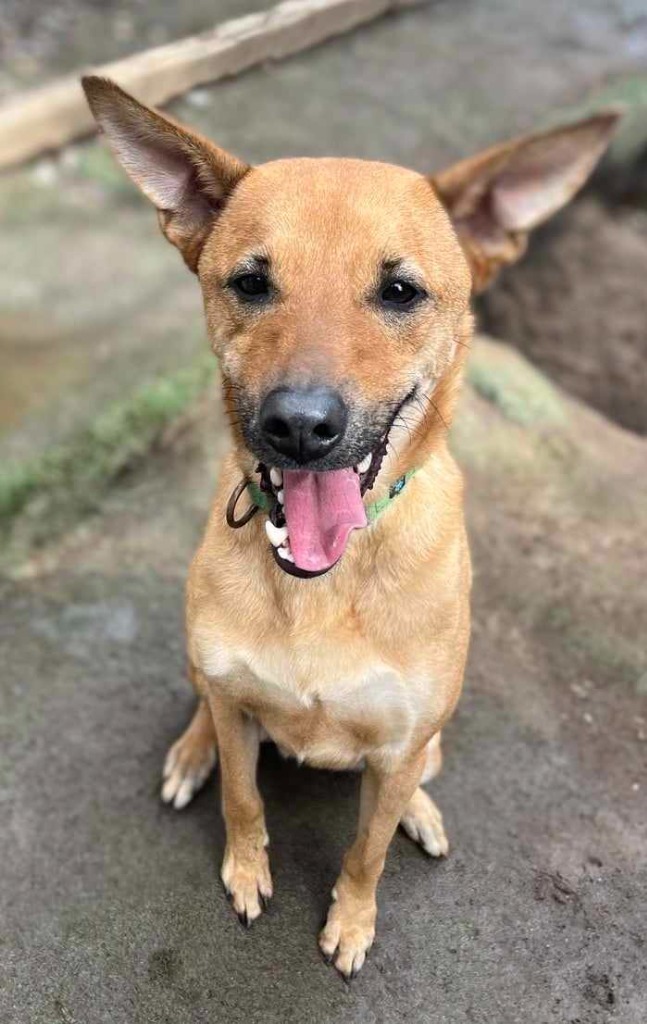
<box><xmin>83</xmin><ymin>76</ymin><xmax>617</xmax><ymax>977</ymax></box>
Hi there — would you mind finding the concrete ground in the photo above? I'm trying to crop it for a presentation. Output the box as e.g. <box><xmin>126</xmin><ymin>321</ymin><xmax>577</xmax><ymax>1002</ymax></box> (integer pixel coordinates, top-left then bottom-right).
<box><xmin>1</xmin><ymin>2</ymin><xmax>646</xmax><ymax>1022</ymax></box>
<box><xmin>0</xmin><ymin>0</ymin><xmax>272</xmax><ymax>99</ymax></box>
<box><xmin>2</xmin><ymin>340</ymin><xmax>646</xmax><ymax>1024</ymax></box>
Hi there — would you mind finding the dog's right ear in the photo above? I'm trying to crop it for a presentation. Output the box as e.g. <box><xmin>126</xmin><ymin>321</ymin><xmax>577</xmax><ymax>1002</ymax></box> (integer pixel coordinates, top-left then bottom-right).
<box><xmin>81</xmin><ymin>77</ymin><xmax>250</xmax><ymax>272</ymax></box>
<box><xmin>431</xmin><ymin>111</ymin><xmax>620</xmax><ymax>293</ymax></box>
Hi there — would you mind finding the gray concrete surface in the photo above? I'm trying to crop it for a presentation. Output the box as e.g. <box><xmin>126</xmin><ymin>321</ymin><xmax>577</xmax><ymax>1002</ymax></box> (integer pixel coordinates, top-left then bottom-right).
<box><xmin>1</xmin><ymin>342</ymin><xmax>646</xmax><ymax>1023</ymax></box>
<box><xmin>0</xmin><ymin>0</ymin><xmax>273</xmax><ymax>100</ymax></box>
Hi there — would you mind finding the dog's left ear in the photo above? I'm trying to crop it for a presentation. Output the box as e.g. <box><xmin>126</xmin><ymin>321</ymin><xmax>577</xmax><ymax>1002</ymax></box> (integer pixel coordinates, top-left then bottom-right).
<box><xmin>431</xmin><ymin>111</ymin><xmax>620</xmax><ymax>293</ymax></box>
<box><xmin>81</xmin><ymin>76</ymin><xmax>250</xmax><ymax>272</ymax></box>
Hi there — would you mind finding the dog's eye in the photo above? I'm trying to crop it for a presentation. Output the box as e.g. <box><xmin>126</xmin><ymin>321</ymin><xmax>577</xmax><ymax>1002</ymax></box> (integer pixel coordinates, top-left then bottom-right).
<box><xmin>230</xmin><ymin>273</ymin><xmax>270</xmax><ymax>300</ymax></box>
<box><xmin>380</xmin><ymin>280</ymin><xmax>420</xmax><ymax>307</ymax></box>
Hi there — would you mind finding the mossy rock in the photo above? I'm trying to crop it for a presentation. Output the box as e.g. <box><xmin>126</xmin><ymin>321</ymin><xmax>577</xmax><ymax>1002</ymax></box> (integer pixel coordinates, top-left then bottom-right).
<box><xmin>465</xmin><ymin>336</ymin><xmax>566</xmax><ymax>429</ymax></box>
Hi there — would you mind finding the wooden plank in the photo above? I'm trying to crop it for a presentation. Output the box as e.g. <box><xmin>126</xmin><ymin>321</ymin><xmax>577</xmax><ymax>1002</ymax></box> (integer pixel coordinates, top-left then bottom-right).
<box><xmin>0</xmin><ymin>0</ymin><xmax>420</xmax><ymax>171</ymax></box>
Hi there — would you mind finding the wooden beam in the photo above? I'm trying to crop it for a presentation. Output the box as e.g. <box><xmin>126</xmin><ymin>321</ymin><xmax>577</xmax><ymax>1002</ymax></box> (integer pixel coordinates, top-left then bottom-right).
<box><xmin>0</xmin><ymin>0</ymin><xmax>420</xmax><ymax>171</ymax></box>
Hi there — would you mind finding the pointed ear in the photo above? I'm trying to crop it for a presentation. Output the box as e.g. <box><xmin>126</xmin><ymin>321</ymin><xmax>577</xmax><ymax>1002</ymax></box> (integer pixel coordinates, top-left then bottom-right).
<box><xmin>431</xmin><ymin>111</ymin><xmax>621</xmax><ymax>293</ymax></box>
<box><xmin>81</xmin><ymin>76</ymin><xmax>250</xmax><ymax>272</ymax></box>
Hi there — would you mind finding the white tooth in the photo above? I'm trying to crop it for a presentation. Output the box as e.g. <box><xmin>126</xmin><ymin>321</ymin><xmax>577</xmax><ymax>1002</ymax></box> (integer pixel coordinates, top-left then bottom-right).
<box><xmin>277</xmin><ymin>489</ymin><xmax>284</xmax><ymax>505</ymax></box>
<box><xmin>357</xmin><ymin>454</ymin><xmax>372</xmax><ymax>474</ymax></box>
<box><xmin>270</xmin><ymin>467</ymin><xmax>283</xmax><ymax>487</ymax></box>
<box><xmin>265</xmin><ymin>520</ymin><xmax>288</xmax><ymax>547</ymax></box>
<box><xmin>278</xmin><ymin>546</ymin><xmax>294</xmax><ymax>562</ymax></box>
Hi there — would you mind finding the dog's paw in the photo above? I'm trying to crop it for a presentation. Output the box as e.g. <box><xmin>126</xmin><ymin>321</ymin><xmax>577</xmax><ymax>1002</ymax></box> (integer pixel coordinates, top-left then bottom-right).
<box><xmin>161</xmin><ymin>723</ymin><xmax>217</xmax><ymax>810</ymax></box>
<box><xmin>319</xmin><ymin>888</ymin><xmax>376</xmax><ymax>978</ymax></box>
<box><xmin>400</xmin><ymin>786</ymin><xmax>449</xmax><ymax>857</ymax></box>
<box><xmin>221</xmin><ymin>844</ymin><xmax>272</xmax><ymax>926</ymax></box>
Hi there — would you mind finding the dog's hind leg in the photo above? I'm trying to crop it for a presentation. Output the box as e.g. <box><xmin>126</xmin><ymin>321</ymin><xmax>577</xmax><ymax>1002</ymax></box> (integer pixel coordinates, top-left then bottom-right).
<box><xmin>162</xmin><ymin>693</ymin><xmax>218</xmax><ymax>810</ymax></box>
<box><xmin>399</xmin><ymin>733</ymin><xmax>449</xmax><ymax>857</ymax></box>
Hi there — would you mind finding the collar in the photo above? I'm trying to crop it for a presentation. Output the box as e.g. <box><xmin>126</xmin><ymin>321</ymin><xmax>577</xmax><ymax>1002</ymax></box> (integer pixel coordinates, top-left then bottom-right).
<box><xmin>244</xmin><ymin>468</ymin><xmax>418</xmax><ymax>524</ymax></box>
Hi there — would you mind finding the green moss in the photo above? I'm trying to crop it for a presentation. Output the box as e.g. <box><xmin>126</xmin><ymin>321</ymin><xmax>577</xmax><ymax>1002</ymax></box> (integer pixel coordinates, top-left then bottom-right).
<box><xmin>75</xmin><ymin>143</ymin><xmax>137</xmax><ymax>197</ymax></box>
<box><xmin>0</xmin><ymin>174</ymin><xmax>64</xmax><ymax>225</ymax></box>
<box><xmin>0</xmin><ymin>353</ymin><xmax>216</xmax><ymax>533</ymax></box>
<box><xmin>466</xmin><ymin>342</ymin><xmax>566</xmax><ymax>428</ymax></box>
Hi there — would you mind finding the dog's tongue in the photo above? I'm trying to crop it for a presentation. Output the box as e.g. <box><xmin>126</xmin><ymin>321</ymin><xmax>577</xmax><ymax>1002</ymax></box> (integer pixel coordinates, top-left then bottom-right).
<box><xmin>282</xmin><ymin>469</ymin><xmax>367</xmax><ymax>572</ymax></box>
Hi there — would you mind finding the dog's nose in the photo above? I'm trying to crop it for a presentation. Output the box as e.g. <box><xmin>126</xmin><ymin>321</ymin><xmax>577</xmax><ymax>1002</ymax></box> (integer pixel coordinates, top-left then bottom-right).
<box><xmin>259</xmin><ymin>386</ymin><xmax>348</xmax><ymax>464</ymax></box>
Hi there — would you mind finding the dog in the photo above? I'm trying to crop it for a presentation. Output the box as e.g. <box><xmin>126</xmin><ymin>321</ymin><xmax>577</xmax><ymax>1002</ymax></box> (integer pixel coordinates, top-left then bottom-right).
<box><xmin>82</xmin><ymin>76</ymin><xmax>617</xmax><ymax>977</ymax></box>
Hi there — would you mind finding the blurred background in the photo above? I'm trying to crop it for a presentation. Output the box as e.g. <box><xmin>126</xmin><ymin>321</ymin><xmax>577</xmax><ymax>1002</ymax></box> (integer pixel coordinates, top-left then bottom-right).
<box><xmin>1</xmin><ymin>3</ymin><xmax>646</xmax><ymax>1023</ymax></box>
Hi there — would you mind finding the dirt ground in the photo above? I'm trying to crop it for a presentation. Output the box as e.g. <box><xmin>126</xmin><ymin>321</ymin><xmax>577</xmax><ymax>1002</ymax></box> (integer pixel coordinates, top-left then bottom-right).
<box><xmin>478</xmin><ymin>198</ymin><xmax>647</xmax><ymax>435</ymax></box>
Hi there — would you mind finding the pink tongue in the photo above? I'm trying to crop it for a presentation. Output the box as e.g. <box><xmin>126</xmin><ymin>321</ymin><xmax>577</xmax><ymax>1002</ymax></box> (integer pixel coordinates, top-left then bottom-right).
<box><xmin>282</xmin><ymin>468</ymin><xmax>367</xmax><ymax>572</ymax></box>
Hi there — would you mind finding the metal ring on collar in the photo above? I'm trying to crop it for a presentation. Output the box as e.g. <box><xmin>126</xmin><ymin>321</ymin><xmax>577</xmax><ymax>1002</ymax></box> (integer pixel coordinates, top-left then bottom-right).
<box><xmin>226</xmin><ymin>478</ymin><xmax>260</xmax><ymax>529</ymax></box>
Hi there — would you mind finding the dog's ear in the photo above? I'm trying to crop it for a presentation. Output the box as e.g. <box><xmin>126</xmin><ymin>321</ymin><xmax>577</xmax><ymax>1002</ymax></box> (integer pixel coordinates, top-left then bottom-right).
<box><xmin>81</xmin><ymin>76</ymin><xmax>250</xmax><ymax>272</ymax></box>
<box><xmin>431</xmin><ymin>111</ymin><xmax>620</xmax><ymax>293</ymax></box>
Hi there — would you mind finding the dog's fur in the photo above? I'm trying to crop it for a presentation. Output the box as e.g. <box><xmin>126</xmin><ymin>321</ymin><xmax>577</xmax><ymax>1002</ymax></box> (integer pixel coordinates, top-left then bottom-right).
<box><xmin>82</xmin><ymin>76</ymin><xmax>617</xmax><ymax>977</ymax></box>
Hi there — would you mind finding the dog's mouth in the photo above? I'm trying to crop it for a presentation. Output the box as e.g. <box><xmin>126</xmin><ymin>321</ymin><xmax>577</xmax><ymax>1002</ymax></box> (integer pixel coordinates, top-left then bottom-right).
<box><xmin>259</xmin><ymin>384</ymin><xmax>417</xmax><ymax>577</ymax></box>
<box><xmin>229</xmin><ymin>385</ymin><xmax>419</xmax><ymax>579</ymax></box>
<box><xmin>262</xmin><ymin>450</ymin><xmax>377</xmax><ymax>578</ymax></box>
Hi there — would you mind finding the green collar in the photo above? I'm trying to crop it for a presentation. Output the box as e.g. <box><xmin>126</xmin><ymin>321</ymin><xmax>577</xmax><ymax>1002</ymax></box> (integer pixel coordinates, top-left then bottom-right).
<box><xmin>247</xmin><ymin>468</ymin><xmax>417</xmax><ymax>524</ymax></box>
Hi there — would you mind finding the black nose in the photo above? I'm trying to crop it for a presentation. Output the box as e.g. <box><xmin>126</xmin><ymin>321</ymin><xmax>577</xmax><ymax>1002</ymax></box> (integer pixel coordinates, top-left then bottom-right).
<box><xmin>259</xmin><ymin>386</ymin><xmax>348</xmax><ymax>464</ymax></box>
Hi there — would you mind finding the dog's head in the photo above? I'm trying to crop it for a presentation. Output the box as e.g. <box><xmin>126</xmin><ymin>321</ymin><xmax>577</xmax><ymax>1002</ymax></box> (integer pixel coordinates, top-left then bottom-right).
<box><xmin>83</xmin><ymin>77</ymin><xmax>618</xmax><ymax>575</ymax></box>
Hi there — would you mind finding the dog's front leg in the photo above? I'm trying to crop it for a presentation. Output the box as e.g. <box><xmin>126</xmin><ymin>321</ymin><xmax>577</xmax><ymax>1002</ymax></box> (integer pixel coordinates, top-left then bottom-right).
<box><xmin>207</xmin><ymin>690</ymin><xmax>272</xmax><ymax>925</ymax></box>
<box><xmin>320</xmin><ymin>746</ymin><xmax>428</xmax><ymax>977</ymax></box>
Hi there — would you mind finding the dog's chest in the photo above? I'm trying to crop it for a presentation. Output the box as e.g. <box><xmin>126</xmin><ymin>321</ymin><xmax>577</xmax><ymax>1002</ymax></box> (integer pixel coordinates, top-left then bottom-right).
<box><xmin>198</xmin><ymin>628</ymin><xmax>422</xmax><ymax>768</ymax></box>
